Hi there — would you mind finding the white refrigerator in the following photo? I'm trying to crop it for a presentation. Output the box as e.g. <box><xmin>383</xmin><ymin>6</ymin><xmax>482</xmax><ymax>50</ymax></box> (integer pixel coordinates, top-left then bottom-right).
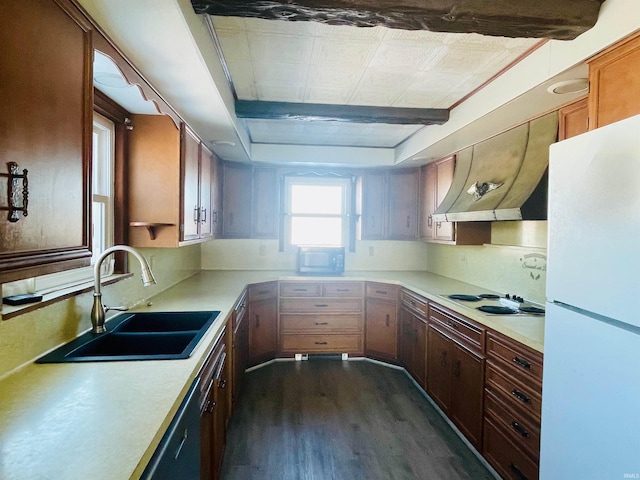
<box><xmin>540</xmin><ymin>114</ymin><xmax>640</xmax><ymax>479</ymax></box>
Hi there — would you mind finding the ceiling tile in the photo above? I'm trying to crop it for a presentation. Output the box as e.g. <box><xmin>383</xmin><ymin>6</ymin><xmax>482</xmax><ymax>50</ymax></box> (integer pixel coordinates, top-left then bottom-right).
<box><xmin>256</xmin><ymin>83</ymin><xmax>305</xmax><ymax>102</ymax></box>
<box><xmin>247</xmin><ymin>31</ymin><xmax>314</xmax><ymax>63</ymax></box>
<box><xmin>214</xmin><ymin>29</ymin><xmax>251</xmax><ymax>60</ymax></box>
<box><xmin>311</xmin><ymin>37</ymin><xmax>379</xmax><ymax>66</ymax></box>
<box><xmin>226</xmin><ymin>60</ymin><xmax>257</xmax><ymax>99</ymax></box>
<box><xmin>253</xmin><ymin>61</ymin><xmax>308</xmax><ymax>84</ymax></box>
<box><xmin>304</xmin><ymin>86</ymin><xmax>352</xmax><ymax>105</ymax></box>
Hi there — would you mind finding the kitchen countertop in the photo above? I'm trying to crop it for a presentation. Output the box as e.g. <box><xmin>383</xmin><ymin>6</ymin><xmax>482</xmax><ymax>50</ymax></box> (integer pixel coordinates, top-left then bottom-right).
<box><xmin>0</xmin><ymin>270</ymin><xmax>544</xmax><ymax>480</ymax></box>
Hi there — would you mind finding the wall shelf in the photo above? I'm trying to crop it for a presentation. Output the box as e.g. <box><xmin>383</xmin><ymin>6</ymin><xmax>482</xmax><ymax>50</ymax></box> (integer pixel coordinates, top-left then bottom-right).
<box><xmin>129</xmin><ymin>222</ymin><xmax>175</xmax><ymax>240</ymax></box>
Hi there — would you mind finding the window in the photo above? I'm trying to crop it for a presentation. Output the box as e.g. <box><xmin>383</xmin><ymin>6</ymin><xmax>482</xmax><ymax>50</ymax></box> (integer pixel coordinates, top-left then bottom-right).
<box><xmin>2</xmin><ymin>113</ymin><xmax>115</xmax><ymax>297</ymax></box>
<box><xmin>283</xmin><ymin>175</ymin><xmax>354</xmax><ymax>249</ymax></box>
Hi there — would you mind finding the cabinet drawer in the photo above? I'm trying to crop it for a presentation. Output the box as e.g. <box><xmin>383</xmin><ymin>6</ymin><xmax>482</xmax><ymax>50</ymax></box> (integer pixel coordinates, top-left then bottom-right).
<box><xmin>280</xmin><ymin>298</ymin><xmax>363</xmax><ymax>314</ymax></box>
<box><xmin>400</xmin><ymin>290</ymin><xmax>428</xmax><ymax>317</ymax></box>
<box><xmin>486</xmin><ymin>331</ymin><xmax>543</xmax><ymax>389</ymax></box>
<box><xmin>366</xmin><ymin>282</ymin><xmax>399</xmax><ymax>301</ymax></box>
<box><xmin>484</xmin><ymin>389</ymin><xmax>540</xmax><ymax>462</ymax></box>
<box><xmin>280</xmin><ymin>282</ymin><xmax>322</xmax><ymax>297</ymax></box>
<box><xmin>322</xmin><ymin>282</ymin><xmax>364</xmax><ymax>297</ymax></box>
<box><xmin>430</xmin><ymin>304</ymin><xmax>484</xmax><ymax>352</ymax></box>
<box><xmin>280</xmin><ymin>334</ymin><xmax>363</xmax><ymax>353</ymax></box>
<box><xmin>486</xmin><ymin>362</ymin><xmax>542</xmax><ymax>421</ymax></box>
<box><xmin>248</xmin><ymin>282</ymin><xmax>277</xmax><ymax>301</ymax></box>
<box><xmin>280</xmin><ymin>314</ymin><xmax>362</xmax><ymax>334</ymax></box>
<box><xmin>483</xmin><ymin>416</ymin><xmax>539</xmax><ymax>480</ymax></box>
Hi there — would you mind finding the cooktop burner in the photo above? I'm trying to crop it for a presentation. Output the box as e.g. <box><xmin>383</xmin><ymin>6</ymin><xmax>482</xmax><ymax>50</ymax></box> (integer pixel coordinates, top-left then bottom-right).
<box><xmin>441</xmin><ymin>293</ymin><xmax>545</xmax><ymax>316</ymax></box>
<box><xmin>477</xmin><ymin>305</ymin><xmax>518</xmax><ymax>315</ymax></box>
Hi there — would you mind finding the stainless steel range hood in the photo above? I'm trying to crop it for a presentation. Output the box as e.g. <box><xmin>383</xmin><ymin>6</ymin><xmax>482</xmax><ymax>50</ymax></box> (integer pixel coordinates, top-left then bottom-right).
<box><xmin>432</xmin><ymin>112</ymin><xmax>558</xmax><ymax>222</ymax></box>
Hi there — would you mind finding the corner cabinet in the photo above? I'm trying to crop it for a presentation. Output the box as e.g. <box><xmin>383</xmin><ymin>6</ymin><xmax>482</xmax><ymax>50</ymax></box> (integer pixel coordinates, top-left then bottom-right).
<box><xmin>398</xmin><ymin>289</ymin><xmax>428</xmax><ymax>388</ymax></box>
<box><xmin>361</xmin><ymin>169</ymin><xmax>419</xmax><ymax>240</ymax></box>
<box><xmin>247</xmin><ymin>282</ymin><xmax>278</xmax><ymax>367</ymax></box>
<box><xmin>128</xmin><ymin>115</ymin><xmax>218</xmax><ymax>247</ymax></box>
<box><xmin>364</xmin><ymin>282</ymin><xmax>400</xmax><ymax>362</ymax></box>
<box><xmin>0</xmin><ymin>0</ymin><xmax>93</xmax><ymax>282</ymax></box>
<box><xmin>420</xmin><ymin>156</ymin><xmax>490</xmax><ymax>246</ymax></box>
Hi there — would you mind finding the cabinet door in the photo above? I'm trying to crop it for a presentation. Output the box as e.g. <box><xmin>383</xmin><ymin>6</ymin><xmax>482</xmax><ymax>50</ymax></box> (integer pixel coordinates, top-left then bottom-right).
<box><xmin>365</xmin><ymin>298</ymin><xmax>398</xmax><ymax>361</ymax></box>
<box><xmin>588</xmin><ymin>32</ymin><xmax>640</xmax><ymax>129</ymax></box>
<box><xmin>181</xmin><ymin>125</ymin><xmax>201</xmax><ymax>241</ymax></box>
<box><xmin>398</xmin><ymin>308</ymin><xmax>414</xmax><ymax>372</ymax></box>
<box><xmin>199</xmin><ymin>145</ymin><xmax>214</xmax><ymax>239</ymax></box>
<box><xmin>252</xmin><ymin>167</ymin><xmax>279</xmax><ymax>238</ymax></box>
<box><xmin>434</xmin><ymin>158</ymin><xmax>455</xmax><ymax>241</ymax></box>
<box><xmin>558</xmin><ymin>97</ymin><xmax>589</xmax><ymax>140</ymax></box>
<box><xmin>412</xmin><ymin>317</ymin><xmax>427</xmax><ymax>388</ymax></box>
<box><xmin>450</xmin><ymin>341</ymin><xmax>485</xmax><ymax>449</ymax></box>
<box><xmin>0</xmin><ymin>0</ymin><xmax>92</xmax><ymax>282</ymax></box>
<box><xmin>361</xmin><ymin>171</ymin><xmax>386</xmax><ymax>239</ymax></box>
<box><xmin>387</xmin><ymin>169</ymin><xmax>419</xmax><ymax>240</ymax></box>
<box><xmin>420</xmin><ymin>163</ymin><xmax>437</xmax><ymax>240</ymax></box>
<box><xmin>248</xmin><ymin>297</ymin><xmax>278</xmax><ymax>366</ymax></box>
<box><xmin>222</xmin><ymin>163</ymin><xmax>252</xmax><ymax>238</ymax></box>
<box><xmin>426</xmin><ymin>325</ymin><xmax>452</xmax><ymax>413</ymax></box>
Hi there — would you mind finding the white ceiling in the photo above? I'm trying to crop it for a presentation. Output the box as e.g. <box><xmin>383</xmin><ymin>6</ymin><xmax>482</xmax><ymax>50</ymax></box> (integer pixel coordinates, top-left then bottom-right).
<box><xmin>212</xmin><ymin>16</ymin><xmax>540</xmax><ymax>148</ymax></box>
<box><xmin>81</xmin><ymin>0</ymin><xmax>639</xmax><ymax>167</ymax></box>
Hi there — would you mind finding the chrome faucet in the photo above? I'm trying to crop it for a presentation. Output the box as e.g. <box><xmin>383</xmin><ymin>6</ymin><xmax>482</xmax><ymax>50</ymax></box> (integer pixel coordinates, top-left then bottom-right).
<box><xmin>90</xmin><ymin>245</ymin><xmax>157</xmax><ymax>334</ymax></box>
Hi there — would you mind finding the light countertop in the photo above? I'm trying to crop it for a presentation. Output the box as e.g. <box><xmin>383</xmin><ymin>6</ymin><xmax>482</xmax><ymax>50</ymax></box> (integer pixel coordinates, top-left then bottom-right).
<box><xmin>0</xmin><ymin>270</ymin><xmax>544</xmax><ymax>480</ymax></box>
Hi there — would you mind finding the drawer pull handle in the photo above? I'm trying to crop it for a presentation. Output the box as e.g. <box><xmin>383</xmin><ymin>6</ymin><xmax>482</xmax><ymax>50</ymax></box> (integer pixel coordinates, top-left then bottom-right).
<box><xmin>315</xmin><ymin>304</ymin><xmax>328</xmax><ymax>307</ymax></box>
<box><xmin>257</xmin><ymin>290</ymin><xmax>269</xmax><ymax>295</ymax></box>
<box><xmin>447</xmin><ymin>320</ymin><xmax>459</xmax><ymax>330</ymax></box>
<box><xmin>510</xmin><ymin>421</ymin><xmax>530</xmax><ymax>438</ymax></box>
<box><xmin>511</xmin><ymin>389</ymin><xmax>532</xmax><ymax>404</ymax></box>
<box><xmin>315</xmin><ymin>322</ymin><xmax>329</xmax><ymax>325</ymax></box>
<box><xmin>174</xmin><ymin>428</ymin><xmax>188</xmax><ymax>459</ymax></box>
<box><xmin>410</xmin><ymin>300</ymin><xmax>416</xmax><ymax>306</ymax></box>
<box><xmin>376</xmin><ymin>290</ymin><xmax>387</xmax><ymax>295</ymax></box>
<box><xmin>314</xmin><ymin>341</ymin><xmax>328</xmax><ymax>345</ymax></box>
<box><xmin>509</xmin><ymin>462</ymin><xmax>528</xmax><ymax>480</ymax></box>
<box><xmin>385</xmin><ymin>314</ymin><xmax>390</xmax><ymax>327</ymax></box>
<box><xmin>513</xmin><ymin>356</ymin><xmax>532</xmax><ymax>370</ymax></box>
<box><xmin>204</xmin><ymin>400</ymin><xmax>215</xmax><ymax>413</ymax></box>
<box><xmin>337</xmin><ymin>288</ymin><xmax>349</xmax><ymax>292</ymax></box>
<box><xmin>293</xmin><ymin>288</ymin><xmax>307</xmax><ymax>292</ymax></box>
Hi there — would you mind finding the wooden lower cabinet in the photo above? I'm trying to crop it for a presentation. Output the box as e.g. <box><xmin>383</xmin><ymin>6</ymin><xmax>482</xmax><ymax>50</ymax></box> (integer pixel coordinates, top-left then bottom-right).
<box><xmin>248</xmin><ymin>282</ymin><xmax>278</xmax><ymax>366</ymax></box>
<box><xmin>278</xmin><ymin>281</ymin><xmax>364</xmax><ymax>355</ymax></box>
<box><xmin>483</xmin><ymin>331</ymin><xmax>543</xmax><ymax>479</ymax></box>
<box><xmin>231</xmin><ymin>291</ymin><xmax>248</xmax><ymax>412</ymax></box>
<box><xmin>365</xmin><ymin>282</ymin><xmax>399</xmax><ymax>362</ymax></box>
<box><xmin>200</xmin><ymin>329</ymin><xmax>228</xmax><ymax>480</ymax></box>
<box><xmin>399</xmin><ymin>290</ymin><xmax>428</xmax><ymax>388</ymax></box>
<box><xmin>426</xmin><ymin>304</ymin><xmax>485</xmax><ymax>450</ymax></box>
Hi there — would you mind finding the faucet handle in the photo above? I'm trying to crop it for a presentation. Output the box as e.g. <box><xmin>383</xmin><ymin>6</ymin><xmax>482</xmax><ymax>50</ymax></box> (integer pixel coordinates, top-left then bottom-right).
<box><xmin>104</xmin><ymin>305</ymin><xmax>129</xmax><ymax>313</ymax></box>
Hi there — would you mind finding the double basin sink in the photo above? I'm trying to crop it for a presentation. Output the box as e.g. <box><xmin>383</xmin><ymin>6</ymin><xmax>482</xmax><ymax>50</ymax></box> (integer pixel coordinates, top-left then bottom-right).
<box><xmin>37</xmin><ymin>311</ymin><xmax>220</xmax><ymax>363</ymax></box>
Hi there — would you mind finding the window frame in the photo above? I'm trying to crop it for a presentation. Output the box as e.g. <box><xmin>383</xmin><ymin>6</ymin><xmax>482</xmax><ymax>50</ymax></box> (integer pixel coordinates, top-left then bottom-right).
<box><xmin>279</xmin><ymin>171</ymin><xmax>357</xmax><ymax>253</ymax></box>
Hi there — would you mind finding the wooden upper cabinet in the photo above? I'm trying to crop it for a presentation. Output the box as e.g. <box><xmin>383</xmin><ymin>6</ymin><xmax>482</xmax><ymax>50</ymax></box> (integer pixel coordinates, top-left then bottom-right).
<box><xmin>588</xmin><ymin>31</ymin><xmax>640</xmax><ymax>130</ymax></box>
<box><xmin>558</xmin><ymin>97</ymin><xmax>589</xmax><ymax>140</ymax></box>
<box><xmin>361</xmin><ymin>171</ymin><xmax>386</xmax><ymax>239</ymax></box>
<box><xmin>420</xmin><ymin>156</ymin><xmax>490</xmax><ymax>246</ymax></box>
<box><xmin>181</xmin><ymin>125</ymin><xmax>201</xmax><ymax>242</ymax></box>
<box><xmin>0</xmin><ymin>0</ymin><xmax>93</xmax><ymax>282</ymax></box>
<box><xmin>251</xmin><ymin>167</ymin><xmax>279</xmax><ymax>238</ymax></box>
<box><xmin>128</xmin><ymin>116</ymin><xmax>213</xmax><ymax>247</ymax></box>
<box><xmin>388</xmin><ymin>169</ymin><xmax>419</xmax><ymax>240</ymax></box>
<box><xmin>221</xmin><ymin>162</ymin><xmax>252</xmax><ymax>238</ymax></box>
<box><xmin>361</xmin><ymin>168</ymin><xmax>419</xmax><ymax>240</ymax></box>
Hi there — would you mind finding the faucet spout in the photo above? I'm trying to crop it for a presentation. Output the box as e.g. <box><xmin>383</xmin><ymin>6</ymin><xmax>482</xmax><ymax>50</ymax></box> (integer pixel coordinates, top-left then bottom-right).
<box><xmin>90</xmin><ymin>245</ymin><xmax>157</xmax><ymax>334</ymax></box>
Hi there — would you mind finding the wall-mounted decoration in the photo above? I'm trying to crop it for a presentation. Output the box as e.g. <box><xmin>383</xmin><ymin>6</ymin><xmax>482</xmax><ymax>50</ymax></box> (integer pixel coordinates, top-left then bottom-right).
<box><xmin>2</xmin><ymin>162</ymin><xmax>29</xmax><ymax>222</ymax></box>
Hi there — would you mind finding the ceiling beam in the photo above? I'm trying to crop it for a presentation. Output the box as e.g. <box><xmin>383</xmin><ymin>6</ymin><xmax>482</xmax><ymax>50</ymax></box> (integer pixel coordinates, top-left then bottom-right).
<box><xmin>234</xmin><ymin>100</ymin><xmax>450</xmax><ymax>125</ymax></box>
<box><xmin>191</xmin><ymin>0</ymin><xmax>604</xmax><ymax>40</ymax></box>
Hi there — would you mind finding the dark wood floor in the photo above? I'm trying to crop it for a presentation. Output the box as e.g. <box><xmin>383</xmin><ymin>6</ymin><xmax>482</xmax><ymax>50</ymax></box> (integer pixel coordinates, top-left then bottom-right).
<box><xmin>221</xmin><ymin>358</ymin><xmax>495</xmax><ymax>480</ymax></box>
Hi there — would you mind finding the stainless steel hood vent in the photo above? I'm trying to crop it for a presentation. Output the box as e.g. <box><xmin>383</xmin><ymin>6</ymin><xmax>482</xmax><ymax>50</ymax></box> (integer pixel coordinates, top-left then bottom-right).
<box><xmin>433</xmin><ymin>112</ymin><xmax>558</xmax><ymax>222</ymax></box>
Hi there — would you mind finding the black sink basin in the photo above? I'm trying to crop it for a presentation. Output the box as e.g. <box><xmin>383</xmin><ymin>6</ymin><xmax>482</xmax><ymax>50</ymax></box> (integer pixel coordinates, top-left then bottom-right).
<box><xmin>114</xmin><ymin>311</ymin><xmax>215</xmax><ymax>333</ymax></box>
<box><xmin>37</xmin><ymin>311</ymin><xmax>220</xmax><ymax>363</ymax></box>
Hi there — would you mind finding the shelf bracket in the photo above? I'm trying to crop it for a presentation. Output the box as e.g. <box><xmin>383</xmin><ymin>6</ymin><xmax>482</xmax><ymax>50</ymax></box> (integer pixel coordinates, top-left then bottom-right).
<box><xmin>129</xmin><ymin>222</ymin><xmax>175</xmax><ymax>240</ymax></box>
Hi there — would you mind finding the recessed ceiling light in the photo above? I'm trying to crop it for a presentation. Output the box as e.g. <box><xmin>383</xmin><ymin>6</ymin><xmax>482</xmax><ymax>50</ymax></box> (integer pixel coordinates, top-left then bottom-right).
<box><xmin>211</xmin><ymin>140</ymin><xmax>236</xmax><ymax>147</ymax></box>
<box><xmin>94</xmin><ymin>73</ymin><xmax>129</xmax><ymax>88</ymax></box>
<box><xmin>547</xmin><ymin>78</ymin><xmax>589</xmax><ymax>95</ymax></box>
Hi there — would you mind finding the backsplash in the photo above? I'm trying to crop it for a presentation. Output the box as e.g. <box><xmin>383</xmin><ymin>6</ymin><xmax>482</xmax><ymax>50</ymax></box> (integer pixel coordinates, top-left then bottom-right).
<box><xmin>426</xmin><ymin>221</ymin><xmax>547</xmax><ymax>303</ymax></box>
<box><xmin>200</xmin><ymin>239</ymin><xmax>429</xmax><ymax>271</ymax></box>
<box><xmin>0</xmin><ymin>245</ymin><xmax>201</xmax><ymax>379</ymax></box>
